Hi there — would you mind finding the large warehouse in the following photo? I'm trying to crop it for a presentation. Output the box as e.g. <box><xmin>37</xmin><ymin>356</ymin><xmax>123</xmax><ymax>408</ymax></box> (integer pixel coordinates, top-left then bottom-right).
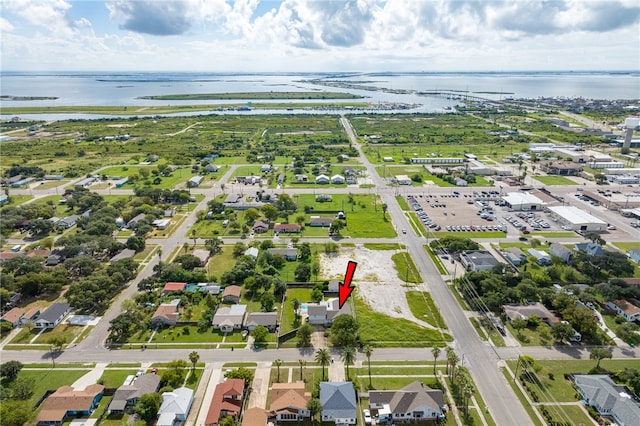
<box><xmin>547</xmin><ymin>206</ymin><xmax>607</xmax><ymax>232</ymax></box>
<box><xmin>501</xmin><ymin>192</ymin><xmax>545</xmax><ymax>211</ymax></box>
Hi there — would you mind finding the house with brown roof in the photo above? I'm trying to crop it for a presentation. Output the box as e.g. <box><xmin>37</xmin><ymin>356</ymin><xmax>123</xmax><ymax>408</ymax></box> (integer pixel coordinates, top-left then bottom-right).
<box><xmin>204</xmin><ymin>378</ymin><xmax>246</xmax><ymax>426</ymax></box>
<box><xmin>309</xmin><ymin>216</ymin><xmax>335</xmax><ymax>227</ymax></box>
<box><xmin>222</xmin><ymin>285</ymin><xmax>242</xmax><ymax>304</ymax></box>
<box><xmin>0</xmin><ymin>307</ymin><xmax>24</xmax><ymax>327</ymax></box>
<box><xmin>607</xmin><ymin>299</ymin><xmax>640</xmax><ymax>323</ymax></box>
<box><xmin>162</xmin><ymin>282</ymin><xmax>187</xmax><ymax>293</ymax></box>
<box><xmin>192</xmin><ymin>249</ymin><xmax>210</xmax><ymax>266</ymax></box>
<box><xmin>252</xmin><ymin>220</ymin><xmax>270</xmax><ymax>234</ymax></box>
<box><xmin>274</xmin><ymin>223</ymin><xmax>301</xmax><ymax>233</ymax></box>
<box><xmin>36</xmin><ymin>384</ymin><xmax>104</xmax><ymax>425</ymax></box>
<box><xmin>152</xmin><ymin>300</ymin><xmax>181</xmax><ymax>326</ymax></box>
<box><xmin>369</xmin><ymin>381</ymin><xmax>445</xmax><ymax>422</ymax></box>
<box><xmin>269</xmin><ymin>381</ymin><xmax>311</xmax><ymax>422</ymax></box>
<box><xmin>21</xmin><ymin>307</ymin><xmax>40</xmax><ymax>324</ymax></box>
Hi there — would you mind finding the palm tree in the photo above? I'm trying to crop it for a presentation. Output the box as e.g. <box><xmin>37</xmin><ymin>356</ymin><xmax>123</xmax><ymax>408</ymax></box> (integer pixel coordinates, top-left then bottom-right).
<box><xmin>341</xmin><ymin>346</ymin><xmax>356</xmax><ymax>379</ymax></box>
<box><xmin>190</xmin><ymin>229</ymin><xmax>197</xmax><ymax>247</ymax></box>
<box><xmin>362</xmin><ymin>344</ymin><xmax>374</xmax><ymax>388</ymax></box>
<box><xmin>448</xmin><ymin>351</ymin><xmax>460</xmax><ymax>381</ymax></box>
<box><xmin>274</xmin><ymin>359</ymin><xmax>283</xmax><ymax>382</ymax></box>
<box><xmin>298</xmin><ymin>359</ymin><xmax>306</xmax><ymax>381</ymax></box>
<box><xmin>291</xmin><ymin>298</ymin><xmax>301</xmax><ymax>317</ymax></box>
<box><xmin>431</xmin><ymin>346</ymin><xmax>441</xmax><ymax>375</ymax></box>
<box><xmin>315</xmin><ymin>348</ymin><xmax>331</xmax><ymax>381</ymax></box>
<box><xmin>188</xmin><ymin>351</ymin><xmax>199</xmax><ymax>371</ymax></box>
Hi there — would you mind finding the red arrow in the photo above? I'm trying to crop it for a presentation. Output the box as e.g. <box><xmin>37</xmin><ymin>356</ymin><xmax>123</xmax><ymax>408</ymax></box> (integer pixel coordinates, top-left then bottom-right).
<box><xmin>339</xmin><ymin>260</ymin><xmax>357</xmax><ymax>309</ymax></box>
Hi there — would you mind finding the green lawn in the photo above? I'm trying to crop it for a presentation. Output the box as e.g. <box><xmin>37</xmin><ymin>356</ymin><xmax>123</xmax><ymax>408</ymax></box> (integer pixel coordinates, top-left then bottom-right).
<box><xmin>281</xmin><ymin>288</ymin><xmax>313</xmax><ymax>333</ymax></box>
<box><xmin>97</xmin><ymin>369</ymin><xmax>139</xmax><ymax>388</ymax></box>
<box><xmin>206</xmin><ymin>246</ymin><xmax>236</xmax><ymax>278</ymax></box>
<box><xmin>17</xmin><ymin>367</ymin><xmax>91</xmax><ymax>406</ymax></box>
<box><xmin>506</xmin><ymin>359</ymin><xmax>640</xmax><ymax>403</ymax></box>
<box><xmin>406</xmin><ymin>291</ymin><xmax>447</xmax><ymax>329</ymax></box>
<box><xmin>355</xmin><ymin>295</ymin><xmax>452</xmax><ymax>347</ymax></box>
<box><xmin>391</xmin><ymin>252</ymin><xmax>422</xmax><ymax>283</ymax></box>
<box><xmin>533</xmin><ymin>176</ymin><xmax>576</xmax><ymax>185</ymax></box>
<box><xmin>363</xmin><ymin>243</ymin><xmax>405</xmax><ymax>250</ymax></box>
<box><xmin>612</xmin><ymin>242</ymin><xmax>640</xmax><ymax>251</ymax></box>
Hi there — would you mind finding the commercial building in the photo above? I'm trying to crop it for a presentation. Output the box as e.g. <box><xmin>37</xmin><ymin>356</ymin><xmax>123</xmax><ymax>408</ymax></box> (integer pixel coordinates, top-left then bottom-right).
<box><xmin>460</xmin><ymin>250</ymin><xmax>500</xmax><ymax>272</ymax></box>
<box><xmin>547</xmin><ymin>206</ymin><xmax>607</xmax><ymax>232</ymax></box>
<box><xmin>501</xmin><ymin>192</ymin><xmax>545</xmax><ymax>211</ymax></box>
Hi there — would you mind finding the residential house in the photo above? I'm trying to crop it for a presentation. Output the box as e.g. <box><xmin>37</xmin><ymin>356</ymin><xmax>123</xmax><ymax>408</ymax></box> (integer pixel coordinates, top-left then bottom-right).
<box><xmin>528</xmin><ymin>248</ymin><xmax>552</xmax><ymax>266</ymax></box>
<box><xmin>346</xmin><ymin>175</ymin><xmax>357</xmax><ymax>184</ymax></box>
<box><xmin>187</xmin><ymin>175</ymin><xmax>204</xmax><ymax>187</ymax></box>
<box><xmin>261</xmin><ymin>164</ymin><xmax>272</xmax><ymax>173</ymax></box>
<box><xmin>242</xmin><ymin>407</ymin><xmax>268</xmax><ymax>426</ymax></box>
<box><xmin>574</xmin><ymin>243</ymin><xmax>605</xmax><ymax>257</ymax></box>
<box><xmin>504</xmin><ymin>247</ymin><xmax>526</xmax><ymax>266</ymax></box>
<box><xmin>21</xmin><ymin>308</ymin><xmax>40</xmax><ymax>324</ymax></box>
<box><xmin>164</xmin><ymin>208</ymin><xmax>177</xmax><ymax>217</ymax></box>
<box><xmin>331</xmin><ymin>174</ymin><xmax>345</xmax><ymax>184</ymax></box>
<box><xmin>460</xmin><ymin>250</ymin><xmax>501</xmax><ymax>271</ymax></box>
<box><xmin>108</xmin><ymin>374</ymin><xmax>161</xmax><ymax>414</ymax></box>
<box><xmin>204</xmin><ymin>164</ymin><xmax>219</xmax><ymax>173</ymax></box>
<box><xmin>315</xmin><ymin>174</ymin><xmax>330</xmax><ymax>184</ymax></box>
<box><xmin>277</xmin><ymin>174</ymin><xmax>285</xmax><ymax>185</ymax></box>
<box><xmin>36</xmin><ymin>384</ymin><xmax>104</xmax><ymax>425</ymax></box>
<box><xmin>550</xmin><ymin>243</ymin><xmax>573</xmax><ymax>264</ymax></box>
<box><xmin>245</xmin><ymin>312</ymin><xmax>277</xmax><ymax>331</ymax></box>
<box><xmin>629</xmin><ymin>248</ymin><xmax>640</xmax><ymax>264</ymax></box>
<box><xmin>269</xmin><ymin>381</ymin><xmax>311</xmax><ymax>422</ymax></box>
<box><xmin>320</xmin><ymin>382</ymin><xmax>357</xmax><ymax>425</ymax></box>
<box><xmin>157</xmin><ymin>387</ymin><xmax>194</xmax><ymax>426</ymax></box>
<box><xmin>267</xmin><ymin>248</ymin><xmax>298</xmax><ymax>261</ymax></box>
<box><xmin>295</xmin><ymin>174</ymin><xmax>308</xmax><ymax>183</ymax></box>
<box><xmin>395</xmin><ymin>175</ymin><xmax>412</xmax><ymax>185</ymax></box>
<box><xmin>46</xmin><ymin>253</ymin><xmax>63</xmax><ymax>266</ymax></box>
<box><xmin>574</xmin><ymin>375</ymin><xmax>640</xmax><ymax>426</ymax></box>
<box><xmin>110</xmin><ymin>248</ymin><xmax>136</xmax><ymax>264</ymax></box>
<box><xmin>315</xmin><ymin>194</ymin><xmax>332</xmax><ymax>202</ymax></box>
<box><xmin>0</xmin><ymin>307</ymin><xmax>24</xmax><ymax>327</ymax></box>
<box><xmin>244</xmin><ymin>247</ymin><xmax>259</xmax><ymax>259</ymax></box>
<box><xmin>222</xmin><ymin>285</ymin><xmax>242</xmax><ymax>304</ymax></box>
<box><xmin>152</xmin><ymin>219</ymin><xmax>171</xmax><ymax>230</ymax></box>
<box><xmin>309</xmin><ymin>216</ymin><xmax>335</xmax><ymax>227</ymax></box>
<box><xmin>307</xmin><ymin>298</ymin><xmax>351</xmax><ymax>326</ymax></box>
<box><xmin>369</xmin><ymin>381</ymin><xmax>446</xmax><ymax>422</ymax></box>
<box><xmin>34</xmin><ymin>303</ymin><xmax>71</xmax><ymax>329</ymax></box>
<box><xmin>328</xmin><ymin>280</ymin><xmax>340</xmax><ymax>293</ymax></box>
<box><xmin>204</xmin><ymin>379</ymin><xmax>245</xmax><ymax>426</ymax></box>
<box><xmin>127</xmin><ymin>213</ymin><xmax>146</xmax><ymax>229</ymax></box>
<box><xmin>503</xmin><ymin>303</ymin><xmax>561</xmax><ymax>326</ymax></box>
<box><xmin>212</xmin><ymin>305</ymin><xmax>247</xmax><ymax>332</ymax></box>
<box><xmin>274</xmin><ymin>223</ymin><xmax>301</xmax><ymax>234</ymax></box>
<box><xmin>163</xmin><ymin>282</ymin><xmax>187</xmax><ymax>293</ymax></box>
<box><xmin>252</xmin><ymin>220</ymin><xmax>270</xmax><ymax>234</ymax></box>
<box><xmin>607</xmin><ymin>300</ymin><xmax>640</xmax><ymax>323</ymax></box>
<box><xmin>151</xmin><ymin>300</ymin><xmax>181</xmax><ymax>327</ymax></box>
<box><xmin>55</xmin><ymin>214</ymin><xmax>79</xmax><ymax>229</ymax></box>
<box><xmin>192</xmin><ymin>249</ymin><xmax>210</xmax><ymax>266</ymax></box>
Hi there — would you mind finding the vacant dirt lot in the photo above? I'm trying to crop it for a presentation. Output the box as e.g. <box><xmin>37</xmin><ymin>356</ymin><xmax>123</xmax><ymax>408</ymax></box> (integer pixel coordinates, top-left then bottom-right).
<box><xmin>320</xmin><ymin>245</ymin><xmax>436</xmax><ymax>329</ymax></box>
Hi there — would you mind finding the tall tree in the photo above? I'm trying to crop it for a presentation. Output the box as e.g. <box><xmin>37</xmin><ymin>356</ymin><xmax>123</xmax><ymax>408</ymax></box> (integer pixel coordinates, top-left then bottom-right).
<box><xmin>134</xmin><ymin>392</ymin><xmax>161</xmax><ymax>422</ymax></box>
<box><xmin>189</xmin><ymin>351</ymin><xmax>200</xmax><ymax>371</ymax></box>
<box><xmin>307</xmin><ymin>398</ymin><xmax>322</xmax><ymax>421</ymax></box>
<box><xmin>590</xmin><ymin>347</ymin><xmax>613</xmax><ymax>369</ymax></box>
<box><xmin>341</xmin><ymin>346</ymin><xmax>356</xmax><ymax>379</ymax></box>
<box><xmin>431</xmin><ymin>346</ymin><xmax>441</xmax><ymax>375</ymax></box>
<box><xmin>315</xmin><ymin>348</ymin><xmax>331</xmax><ymax>381</ymax></box>
<box><xmin>298</xmin><ymin>359</ymin><xmax>306</xmax><ymax>381</ymax></box>
<box><xmin>274</xmin><ymin>359</ymin><xmax>283</xmax><ymax>382</ymax></box>
<box><xmin>363</xmin><ymin>344</ymin><xmax>374</xmax><ymax>388</ymax></box>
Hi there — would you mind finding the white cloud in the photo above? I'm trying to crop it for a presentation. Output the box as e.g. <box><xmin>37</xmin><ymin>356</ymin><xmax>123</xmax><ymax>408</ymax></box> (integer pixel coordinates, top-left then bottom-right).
<box><xmin>0</xmin><ymin>17</ymin><xmax>15</xmax><ymax>33</ymax></box>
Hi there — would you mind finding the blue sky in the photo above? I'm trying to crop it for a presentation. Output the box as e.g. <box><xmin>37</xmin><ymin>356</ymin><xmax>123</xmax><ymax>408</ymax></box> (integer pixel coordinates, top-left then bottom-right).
<box><xmin>1</xmin><ymin>0</ymin><xmax>639</xmax><ymax>72</ymax></box>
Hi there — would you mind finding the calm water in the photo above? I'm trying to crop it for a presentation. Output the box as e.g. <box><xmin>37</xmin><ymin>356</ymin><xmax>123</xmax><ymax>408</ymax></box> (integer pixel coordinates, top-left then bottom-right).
<box><xmin>0</xmin><ymin>71</ymin><xmax>638</xmax><ymax>118</ymax></box>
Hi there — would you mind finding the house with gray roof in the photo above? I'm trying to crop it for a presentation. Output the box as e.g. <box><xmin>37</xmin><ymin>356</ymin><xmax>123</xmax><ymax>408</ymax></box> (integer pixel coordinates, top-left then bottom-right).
<box><xmin>34</xmin><ymin>303</ymin><xmax>71</xmax><ymax>329</ymax></box>
<box><xmin>110</xmin><ymin>248</ymin><xmax>136</xmax><ymax>263</ymax></box>
<box><xmin>108</xmin><ymin>374</ymin><xmax>161</xmax><ymax>414</ymax></box>
<box><xmin>504</xmin><ymin>247</ymin><xmax>526</xmax><ymax>266</ymax></box>
<box><xmin>245</xmin><ymin>312</ymin><xmax>277</xmax><ymax>331</ymax></box>
<box><xmin>307</xmin><ymin>298</ymin><xmax>351</xmax><ymax>326</ymax></box>
<box><xmin>267</xmin><ymin>248</ymin><xmax>298</xmax><ymax>260</ymax></box>
<box><xmin>460</xmin><ymin>250</ymin><xmax>500</xmax><ymax>271</ymax></box>
<box><xmin>550</xmin><ymin>243</ymin><xmax>573</xmax><ymax>264</ymax></box>
<box><xmin>574</xmin><ymin>375</ymin><xmax>640</xmax><ymax>426</ymax></box>
<box><xmin>212</xmin><ymin>305</ymin><xmax>247</xmax><ymax>333</ymax></box>
<box><xmin>320</xmin><ymin>382</ymin><xmax>357</xmax><ymax>425</ymax></box>
<box><xmin>55</xmin><ymin>215</ymin><xmax>79</xmax><ymax>229</ymax></box>
<box><xmin>369</xmin><ymin>381</ymin><xmax>445</xmax><ymax>422</ymax></box>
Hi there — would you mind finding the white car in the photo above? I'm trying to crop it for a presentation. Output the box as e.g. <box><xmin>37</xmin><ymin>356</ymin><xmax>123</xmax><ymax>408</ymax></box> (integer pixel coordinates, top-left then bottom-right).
<box><xmin>607</xmin><ymin>225</ymin><xmax>616</xmax><ymax>230</ymax></box>
<box><xmin>363</xmin><ymin>409</ymin><xmax>372</xmax><ymax>424</ymax></box>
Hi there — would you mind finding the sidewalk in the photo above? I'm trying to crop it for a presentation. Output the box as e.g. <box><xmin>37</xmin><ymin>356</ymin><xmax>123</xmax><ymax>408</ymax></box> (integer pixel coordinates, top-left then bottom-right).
<box><xmin>72</xmin><ymin>363</ymin><xmax>108</xmax><ymax>388</ymax></box>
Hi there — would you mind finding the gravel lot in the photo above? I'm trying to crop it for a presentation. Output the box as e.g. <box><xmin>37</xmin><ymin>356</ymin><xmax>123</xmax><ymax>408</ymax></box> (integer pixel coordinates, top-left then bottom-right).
<box><xmin>320</xmin><ymin>245</ymin><xmax>437</xmax><ymax>329</ymax></box>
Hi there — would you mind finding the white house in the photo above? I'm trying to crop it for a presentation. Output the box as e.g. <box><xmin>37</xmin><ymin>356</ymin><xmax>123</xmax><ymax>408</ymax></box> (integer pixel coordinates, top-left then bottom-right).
<box><xmin>157</xmin><ymin>387</ymin><xmax>194</xmax><ymax>426</ymax></box>
<box><xmin>34</xmin><ymin>303</ymin><xmax>72</xmax><ymax>329</ymax></box>
<box><xmin>316</xmin><ymin>174</ymin><xmax>330</xmax><ymax>184</ymax></box>
<box><xmin>607</xmin><ymin>300</ymin><xmax>640</xmax><ymax>323</ymax></box>
<box><xmin>331</xmin><ymin>174</ymin><xmax>345</xmax><ymax>184</ymax></box>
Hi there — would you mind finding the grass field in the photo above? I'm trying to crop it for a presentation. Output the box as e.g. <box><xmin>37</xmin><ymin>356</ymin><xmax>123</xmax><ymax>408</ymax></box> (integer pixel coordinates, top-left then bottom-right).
<box><xmin>391</xmin><ymin>252</ymin><xmax>422</xmax><ymax>283</ymax></box>
<box><xmin>355</xmin><ymin>295</ymin><xmax>452</xmax><ymax>347</ymax></box>
<box><xmin>406</xmin><ymin>291</ymin><xmax>447</xmax><ymax>329</ymax></box>
<box><xmin>612</xmin><ymin>242</ymin><xmax>640</xmax><ymax>251</ymax></box>
<box><xmin>97</xmin><ymin>369</ymin><xmax>139</xmax><ymax>388</ymax></box>
<box><xmin>533</xmin><ymin>175</ymin><xmax>576</xmax><ymax>185</ymax></box>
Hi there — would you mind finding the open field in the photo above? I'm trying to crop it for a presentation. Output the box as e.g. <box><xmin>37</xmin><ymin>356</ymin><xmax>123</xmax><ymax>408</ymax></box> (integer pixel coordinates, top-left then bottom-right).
<box><xmin>532</xmin><ymin>175</ymin><xmax>576</xmax><ymax>185</ymax></box>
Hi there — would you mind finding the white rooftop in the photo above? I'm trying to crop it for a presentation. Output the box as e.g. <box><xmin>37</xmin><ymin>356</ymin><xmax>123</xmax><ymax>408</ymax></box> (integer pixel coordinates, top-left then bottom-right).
<box><xmin>547</xmin><ymin>206</ymin><xmax>607</xmax><ymax>225</ymax></box>
<box><xmin>502</xmin><ymin>192</ymin><xmax>545</xmax><ymax>206</ymax></box>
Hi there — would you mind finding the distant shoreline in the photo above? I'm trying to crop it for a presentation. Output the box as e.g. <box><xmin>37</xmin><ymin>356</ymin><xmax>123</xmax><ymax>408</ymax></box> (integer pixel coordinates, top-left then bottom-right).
<box><xmin>137</xmin><ymin>91</ymin><xmax>365</xmax><ymax>101</ymax></box>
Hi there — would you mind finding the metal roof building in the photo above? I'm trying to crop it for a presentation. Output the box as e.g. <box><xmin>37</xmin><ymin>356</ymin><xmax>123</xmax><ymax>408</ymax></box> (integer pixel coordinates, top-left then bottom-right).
<box><xmin>547</xmin><ymin>206</ymin><xmax>606</xmax><ymax>232</ymax></box>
